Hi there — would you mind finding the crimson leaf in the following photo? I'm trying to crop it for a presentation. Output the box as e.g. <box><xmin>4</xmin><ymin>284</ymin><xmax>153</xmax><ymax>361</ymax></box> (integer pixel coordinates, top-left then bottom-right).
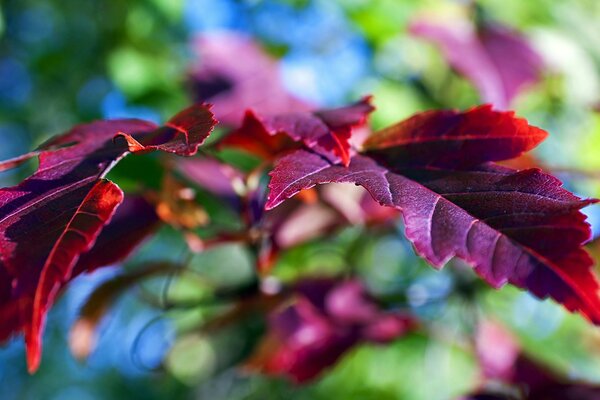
<box><xmin>266</xmin><ymin>107</ymin><xmax>600</xmax><ymax>325</ymax></box>
<box><xmin>116</xmin><ymin>104</ymin><xmax>216</xmax><ymax>155</ymax></box>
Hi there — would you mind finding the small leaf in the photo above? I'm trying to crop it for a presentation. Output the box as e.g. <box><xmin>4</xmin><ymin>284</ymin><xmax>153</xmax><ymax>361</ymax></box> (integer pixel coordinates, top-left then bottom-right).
<box><xmin>154</xmin><ymin>174</ymin><xmax>209</xmax><ymax>230</ymax></box>
<box><xmin>116</xmin><ymin>103</ymin><xmax>216</xmax><ymax>156</ymax></box>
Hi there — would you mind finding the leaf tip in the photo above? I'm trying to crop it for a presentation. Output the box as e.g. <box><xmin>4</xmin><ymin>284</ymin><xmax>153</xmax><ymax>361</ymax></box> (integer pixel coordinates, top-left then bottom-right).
<box><xmin>25</xmin><ymin>335</ymin><xmax>41</xmax><ymax>374</ymax></box>
<box><xmin>114</xmin><ymin>132</ymin><xmax>148</xmax><ymax>153</ymax></box>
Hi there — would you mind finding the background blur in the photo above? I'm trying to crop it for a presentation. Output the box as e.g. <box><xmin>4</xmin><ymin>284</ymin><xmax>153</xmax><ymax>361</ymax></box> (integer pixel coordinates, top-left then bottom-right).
<box><xmin>2</xmin><ymin>0</ymin><xmax>600</xmax><ymax>399</ymax></box>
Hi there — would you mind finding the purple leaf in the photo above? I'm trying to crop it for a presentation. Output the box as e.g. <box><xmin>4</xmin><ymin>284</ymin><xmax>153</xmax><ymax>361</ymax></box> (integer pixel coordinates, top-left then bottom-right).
<box><xmin>465</xmin><ymin>320</ymin><xmax>600</xmax><ymax>400</ymax></box>
<box><xmin>266</xmin><ymin>137</ymin><xmax>600</xmax><ymax>324</ymax></box>
<box><xmin>410</xmin><ymin>18</ymin><xmax>543</xmax><ymax>109</ymax></box>
<box><xmin>177</xmin><ymin>156</ymin><xmax>244</xmax><ymax>210</ymax></box>
<box><xmin>247</xmin><ymin>278</ymin><xmax>414</xmax><ymax>383</ymax></box>
<box><xmin>189</xmin><ymin>32</ymin><xmax>312</xmax><ymax>125</ymax></box>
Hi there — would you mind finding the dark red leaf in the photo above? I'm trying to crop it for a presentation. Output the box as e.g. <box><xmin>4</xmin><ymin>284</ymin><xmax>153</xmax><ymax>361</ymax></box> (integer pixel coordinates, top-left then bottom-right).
<box><xmin>266</xmin><ymin>105</ymin><xmax>600</xmax><ymax>325</ymax></box>
<box><xmin>0</xmin><ymin>179</ymin><xmax>124</xmax><ymax>372</ymax></box>
<box><xmin>0</xmin><ymin>104</ymin><xmax>216</xmax><ymax>372</ymax></box>
<box><xmin>222</xmin><ymin>97</ymin><xmax>375</xmax><ymax>166</ymax></box>
<box><xmin>220</xmin><ymin>110</ymin><xmax>296</xmax><ymax>160</ymax></box>
<box><xmin>363</xmin><ymin>105</ymin><xmax>547</xmax><ymax>169</ymax></box>
<box><xmin>410</xmin><ymin>18</ymin><xmax>543</xmax><ymax>109</ymax></box>
<box><xmin>0</xmin><ymin>119</ymin><xmax>157</xmax><ymax>173</ymax></box>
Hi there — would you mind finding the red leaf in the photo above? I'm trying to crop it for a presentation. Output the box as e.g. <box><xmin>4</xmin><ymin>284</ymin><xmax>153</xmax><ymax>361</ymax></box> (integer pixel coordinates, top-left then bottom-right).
<box><xmin>28</xmin><ymin>179</ymin><xmax>123</xmax><ymax>372</ymax></box>
<box><xmin>116</xmin><ymin>104</ymin><xmax>216</xmax><ymax>156</ymax></box>
<box><xmin>410</xmin><ymin>18</ymin><xmax>543</xmax><ymax>109</ymax></box>
<box><xmin>0</xmin><ymin>104</ymin><xmax>216</xmax><ymax>372</ymax></box>
<box><xmin>266</xmin><ymin>107</ymin><xmax>600</xmax><ymax>325</ymax></box>
<box><xmin>220</xmin><ymin>110</ymin><xmax>296</xmax><ymax>161</ymax></box>
<box><xmin>364</xmin><ymin>105</ymin><xmax>547</xmax><ymax>169</ymax></box>
<box><xmin>222</xmin><ymin>97</ymin><xmax>375</xmax><ymax>166</ymax></box>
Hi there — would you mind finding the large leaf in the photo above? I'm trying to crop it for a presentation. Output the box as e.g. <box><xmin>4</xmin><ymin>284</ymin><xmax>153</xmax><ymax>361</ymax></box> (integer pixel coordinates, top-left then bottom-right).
<box><xmin>0</xmin><ymin>104</ymin><xmax>215</xmax><ymax>372</ymax></box>
<box><xmin>28</xmin><ymin>180</ymin><xmax>123</xmax><ymax>371</ymax></box>
<box><xmin>410</xmin><ymin>18</ymin><xmax>543</xmax><ymax>109</ymax></box>
<box><xmin>266</xmin><ymin>107</ymin><xmax>600</xmax><ymax>325</ymax></box>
